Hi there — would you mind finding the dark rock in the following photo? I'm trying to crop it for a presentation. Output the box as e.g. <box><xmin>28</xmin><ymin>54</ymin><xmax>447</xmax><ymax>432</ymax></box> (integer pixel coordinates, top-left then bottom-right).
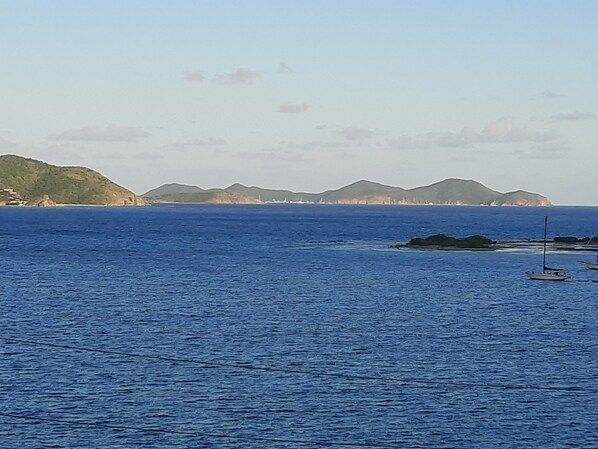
<box><xmin>406</xmin><ymin>234</ymin><xmax>495</xmax><ymax>249</ymax></box>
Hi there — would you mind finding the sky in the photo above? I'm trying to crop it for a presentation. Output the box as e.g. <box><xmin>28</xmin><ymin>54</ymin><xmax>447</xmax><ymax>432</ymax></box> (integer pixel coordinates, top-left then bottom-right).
<box><xmin>1</xmin><ymin>0</ymin><xmax>597</xmax><ymax>204</ymax></box>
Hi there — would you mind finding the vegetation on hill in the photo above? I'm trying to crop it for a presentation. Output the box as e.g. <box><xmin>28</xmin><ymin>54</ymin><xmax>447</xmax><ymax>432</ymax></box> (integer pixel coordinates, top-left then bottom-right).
<box><xmin>554</xmin><ymin>236</ymin><xmax>598</xmax><ymax>244</ymax></box>
<box><xmin>406</xmin><ymin>179</ymin><xmax>497</xmax><ymax>204</ymax></box>
<box><xmin>224</xmin><ymin>183</ymin><xmax>311</xmax><ymax>202</ymax></box>
<box><xmin>146</xmin><ymin>191</ymin><xmax>259</xmax><ymax>204</ymax></box>
<box><xmin>0</xmin><ymin>155</ymin><xmax>144</xmax><ymax>206</ymax></box>
<box><xmin>493</xmin><ymin>190</ymin><xmax>551</xmax><ymax>206</ymax></box>
<box><xmin>316</xmin><ymin>179</ymin><xmax>407</xmax><ymax>202</ymax></box>
<box><xmin>142</xmin><ymin>183</ymin><xmax>204</xmax><ymax>197</ymax></box>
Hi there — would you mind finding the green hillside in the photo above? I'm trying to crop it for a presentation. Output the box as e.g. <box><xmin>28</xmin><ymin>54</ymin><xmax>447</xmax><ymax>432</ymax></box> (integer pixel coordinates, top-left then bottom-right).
<box><xmin>0</xmin><ymin>154</ymin><xmax>145</xmax><ymax>206</ymax></box>
<box><xmin>317</xmin><ymin>180</ymin><xmax>407</xmax><ymax>202</ymax></box>
<box><xmin>225</xmin><ymin>183</ymin><xmax>317</xmax><ymax>202</ymax></box>
<box><xmin>146</xmin><ymin>191</ymin><xmax>259</xmax><ymax>204</ymax></box>
<box><xmin>143</xmin><ymin>183</ymin><xmax>205</xmax><ymax>197</ymax></box>
<box><xmin>406</xmin><ymin>179</ymin><xmax>500</xmax><ymax>204</ymax></box>
<box><xmin>493</xmin><ymin>190</ymin><xmax>551</xmax><ymax>206</ymax></box>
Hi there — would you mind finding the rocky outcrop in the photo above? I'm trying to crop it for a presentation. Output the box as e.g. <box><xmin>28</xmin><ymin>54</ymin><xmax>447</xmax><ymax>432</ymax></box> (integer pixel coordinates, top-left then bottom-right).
<box><xmin>403</xmin><ymin>234</ymin><xmax>495</xmax><ymax>249</ymax></box>
<box><xmin>30</xmin><ymin>194</ymin><xmax>57</xmax><ymax>207</ymax></box>
<box><xmin>107</xmin><ymin>194</ymin><xmax>147</xmax><ymax>206</ymax></box>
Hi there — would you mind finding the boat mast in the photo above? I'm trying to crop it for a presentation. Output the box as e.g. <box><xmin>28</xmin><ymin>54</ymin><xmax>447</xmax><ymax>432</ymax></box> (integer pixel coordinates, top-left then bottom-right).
<box><xmin>542</xmin><ymin>215</ymin><xmax>547</xmax><ymax>273</ymax></box>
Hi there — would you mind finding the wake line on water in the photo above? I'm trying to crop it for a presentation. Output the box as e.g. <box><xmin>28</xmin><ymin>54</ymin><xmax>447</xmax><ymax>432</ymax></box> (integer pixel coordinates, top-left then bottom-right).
<box><xmin>2</xmin><ymin>336</ymin><xmax>596</xmax><ymax>394</ymax></box>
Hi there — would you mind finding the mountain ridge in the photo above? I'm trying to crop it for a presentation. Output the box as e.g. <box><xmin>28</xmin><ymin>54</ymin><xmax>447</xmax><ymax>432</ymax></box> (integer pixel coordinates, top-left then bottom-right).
<box><xmin>0</xmin><ymin>154</ymin><xmax>550</xmax><ymax>206</ymax></box>
<box><xmin>144</xmin><ymin>178</ymin><xmax>551</xmax><ymax>206</ymax></box>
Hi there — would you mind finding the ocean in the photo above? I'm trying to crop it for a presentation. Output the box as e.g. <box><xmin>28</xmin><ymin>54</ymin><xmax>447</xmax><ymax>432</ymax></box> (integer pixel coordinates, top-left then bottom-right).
<box><xmin>1</xmin><ymin>204</ymin><xmax>597</xmax><ymax>448</ymax></box>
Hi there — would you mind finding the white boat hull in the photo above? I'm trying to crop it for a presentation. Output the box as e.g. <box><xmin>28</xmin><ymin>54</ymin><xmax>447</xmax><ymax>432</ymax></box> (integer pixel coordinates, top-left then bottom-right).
<box><xmin>526</xmin><ymin>272</ymin><xmax>570</xmax><ymax>281</ymax></box>
<box><xmin>527</xmin><ymin>217</ymin><xmax>571</xmax><ymax>281</ymax></box>
<box><xmin>585</xmin><ymin>262</ymin><xmax>598</xmax><ymax>270</ymax></box>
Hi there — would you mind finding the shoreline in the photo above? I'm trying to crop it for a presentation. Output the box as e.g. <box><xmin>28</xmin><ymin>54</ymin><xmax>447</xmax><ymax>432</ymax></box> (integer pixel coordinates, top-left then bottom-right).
<box><xmin>2</xmin><ymin>202</ymin><xmax>597</xmax><ymax>209</ymax></box>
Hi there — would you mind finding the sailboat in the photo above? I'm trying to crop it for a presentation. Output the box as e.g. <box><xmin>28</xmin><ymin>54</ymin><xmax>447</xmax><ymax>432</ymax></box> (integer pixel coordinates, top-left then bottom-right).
<box><xmin>526</xmin><ymin>216</ymin><xmax>570</xmax><ymax>281</ymax></box>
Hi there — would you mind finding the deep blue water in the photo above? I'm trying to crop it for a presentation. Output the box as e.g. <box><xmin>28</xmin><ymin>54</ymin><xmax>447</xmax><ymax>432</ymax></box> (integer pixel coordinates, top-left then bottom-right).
<box><xmin>1</xmin><ymin>205</ymin><xmax>597</xmax><ymax>448</ymax></box>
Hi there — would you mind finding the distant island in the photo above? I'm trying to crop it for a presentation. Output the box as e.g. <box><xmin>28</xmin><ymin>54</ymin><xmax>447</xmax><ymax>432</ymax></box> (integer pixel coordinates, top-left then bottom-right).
<box><xmin>0</xmin><ymin>154</ymin><xmax>551</xmax><ymax>207</ymax></box>
<box><xmin>144</xmin><ymin>179</ymin><xmax>551</xmax><ymax>206</ymax></box>
<box><xmin>0</xmin><ymin>155</ymin><xmax>145</xmax><ymax>206</ymax></box>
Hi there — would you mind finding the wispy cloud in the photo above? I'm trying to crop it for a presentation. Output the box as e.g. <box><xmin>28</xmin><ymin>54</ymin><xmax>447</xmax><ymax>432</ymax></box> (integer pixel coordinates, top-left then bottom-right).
<box><xmin>278</xmin><ymin>140</ymin><xmax>348</xmax><ymax>151</ymax></box>
<box><xmin>388</xmin><ymin>118</ymin><xmax>557</xmax><ymax>150</ymax></box>
<box><xmin>278</xmin><ymin>62</ymin><xmax>294</xmax><ymax>73</ymax></box>
<box><xmin>214</xmin><ymin>68</ymin><xmax>259</xmax><ymax>85</ymax></box>
<box><xmin>339</xmin><ymin>126</ymin><xmax>376</xmax><ymax>141</ymax></box>
<box><xmin>170</xmin><ymin>138</ymin><xmax>226</xmax><ymax>151</ymax></box>
<box><xmin>48</xmin><ymin>125</ymin><xmax>150</xmax><ymax>142</ymax></box>
<box><xmin>525</xmin><ymin>141</ymin><xmax>568</xmax><ymax>159</ymax></box>
<box><xmin>550</xmin><ymin>111</ymin><xmax>597</xmax><ymax>121</ymax></box>
<box><xmin>478</xmin><ymin>118</ymin><xmax>556</xmax><ymax>142</ymax></box>
<box><xmin>229</xmin><ymin>148</ymin><xmax>309</xmax><ymax>163</ymax></box>
<box><xmin>277</xmin><ymin>103</ymin><xmax>309</xmax><ymax>113</ymax></box>
<box><xmin>537</xmin><ymin>90</ymin><xmax>566</xmax><ymax>99</ymax></box>
<box><xmin>135</xmin><ymin>152</ymin><xmax>165</xmax><ymax>161</ymax></box>
<box><xmin>184</xmin><ymin>70</ymin><xmax>205</xmax><ymax>82</ymax></box>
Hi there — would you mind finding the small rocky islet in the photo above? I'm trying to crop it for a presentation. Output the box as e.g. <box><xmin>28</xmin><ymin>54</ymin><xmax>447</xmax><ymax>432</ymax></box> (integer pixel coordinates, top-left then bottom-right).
<box><xmin>391</xmin><ymin>234</ymin><xmax>497</xmax><ymax>250</ymax></box>
<box><xmin>391</xmin><ymin>234</ymin><xmax>598</xmax><ymax>251</ymax></box>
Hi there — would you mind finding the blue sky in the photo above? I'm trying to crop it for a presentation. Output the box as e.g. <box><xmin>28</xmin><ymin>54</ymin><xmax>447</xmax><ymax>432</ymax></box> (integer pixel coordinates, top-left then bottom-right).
<box><xmin>1</xmin><ymin>0</ymin><xmax>597</xmax><ymax>204</ymax></box>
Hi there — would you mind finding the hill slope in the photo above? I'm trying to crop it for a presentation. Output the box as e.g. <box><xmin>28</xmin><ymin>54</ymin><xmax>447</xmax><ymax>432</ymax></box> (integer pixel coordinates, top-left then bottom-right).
<box><xmin>317</xmin><ymin>180</ymin><xmax>407</xmax><ymax>203</ymax></box>
<box><xmin>403</xmin><ymin>179</ymin><xmax>501</xmax><ymax>204</ymax></box>
<box><xmin>148</xmin><ymin>191</ymin><xmax>259</xmax><ymax>204</ymax></box>
<box><xmin>144</xmin><ymin>178</ymin><xmax>550</xmax><ymax>206</ymax></box>
<box><xmin>143</xmin><ymin>183</ymin><xmax>205</xmax><ymax>197</ymax></box>
<box><xmin>144</xmin><ymin>182</ymin><xmax>259</xmax><ymax>204</ymax></box>
<box><xmin>224</xmin><ymin>183</ymin><xmax>316</xmax><ymax>202</ymax></box>
<box><xmin>0</xmin><ymin>154</ymin><xmax>145</xmax><ymax>206</ymax></box>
